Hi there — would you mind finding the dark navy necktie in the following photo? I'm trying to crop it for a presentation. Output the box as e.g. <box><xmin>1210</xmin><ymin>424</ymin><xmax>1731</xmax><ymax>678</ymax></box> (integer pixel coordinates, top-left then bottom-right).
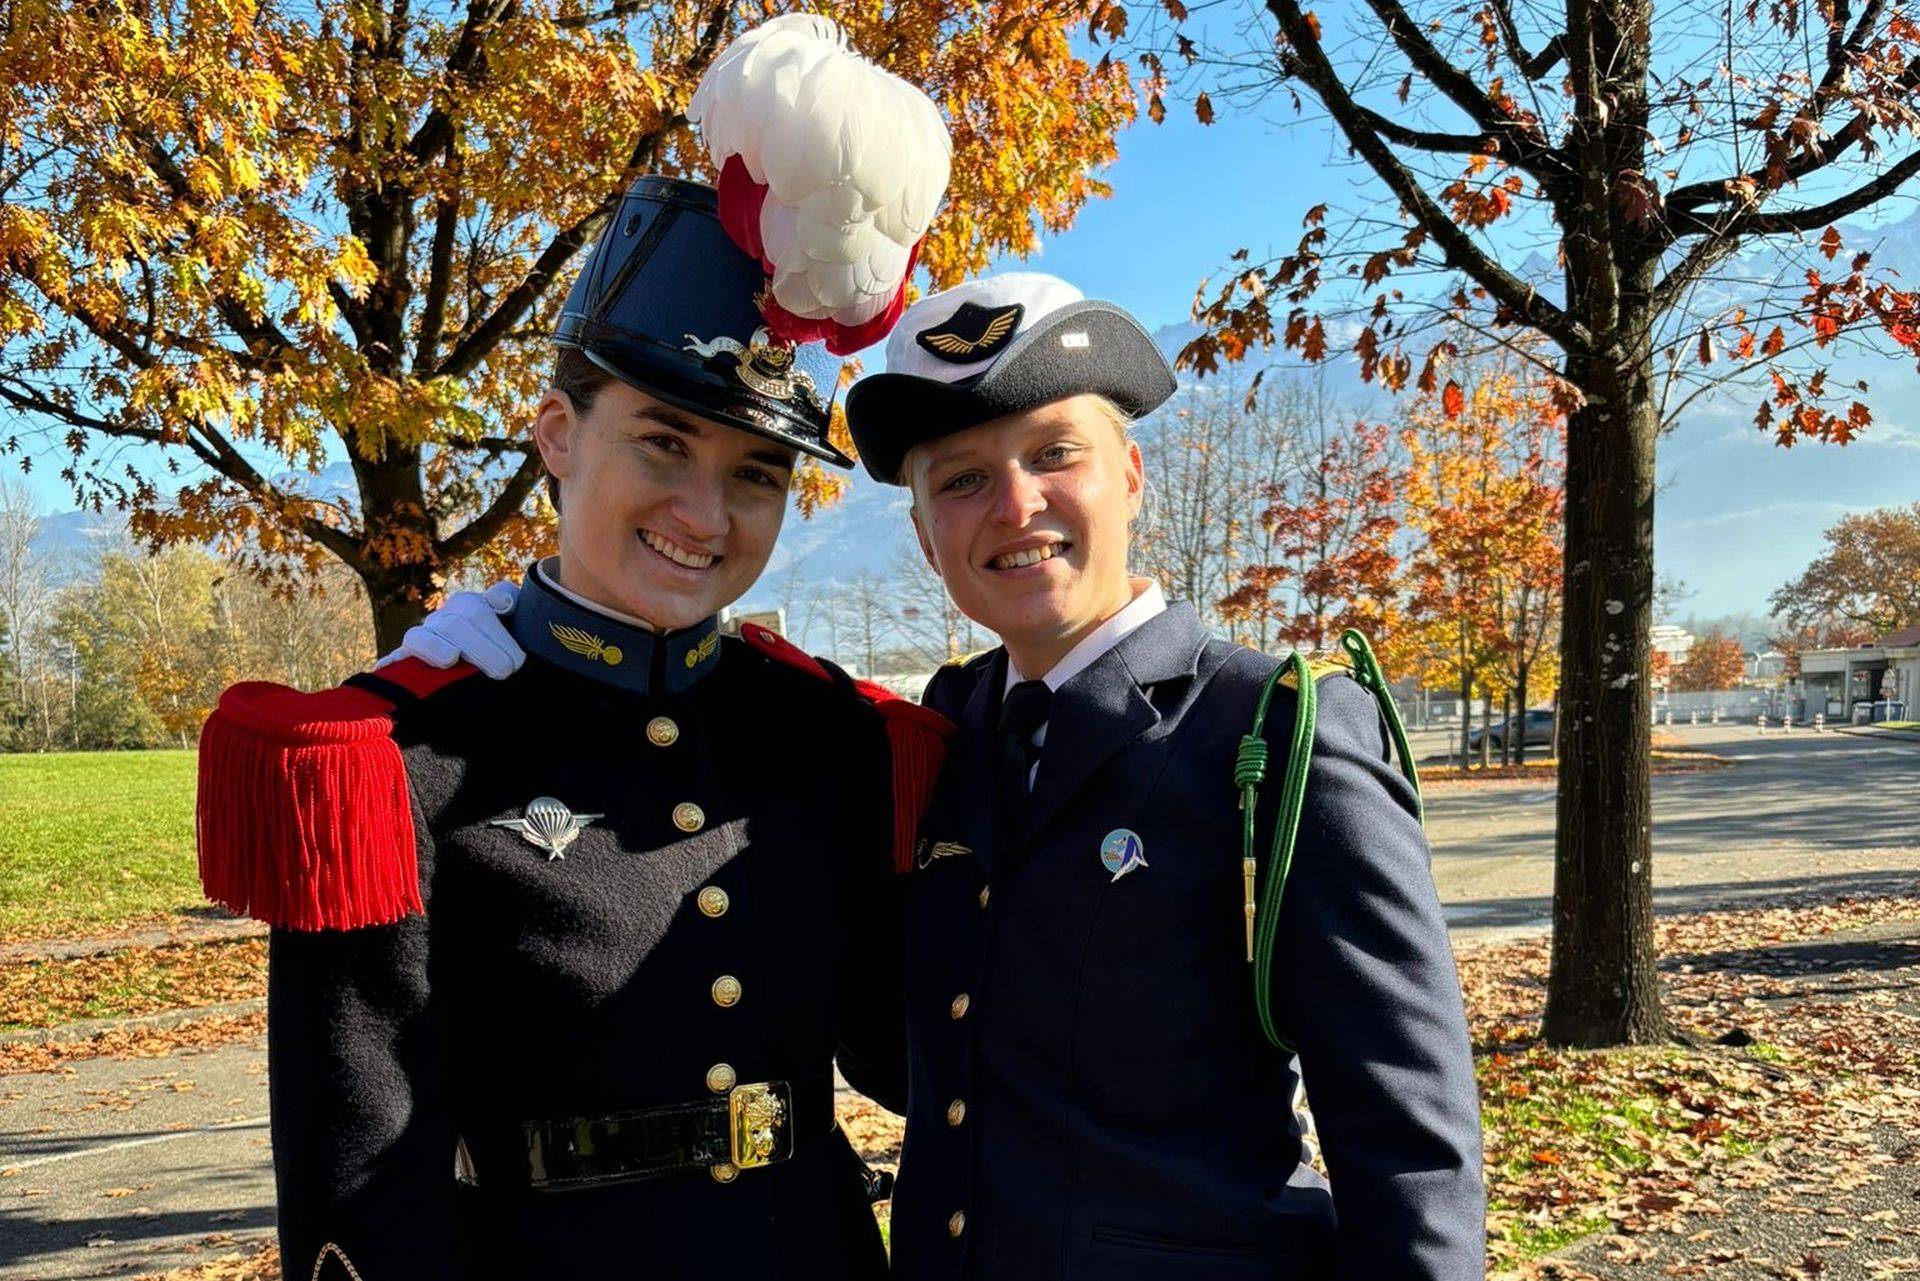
<box><xmin>996</xmin><ymin>680</ymin><xmax>1053</xmax><ymax>848</ymax></box>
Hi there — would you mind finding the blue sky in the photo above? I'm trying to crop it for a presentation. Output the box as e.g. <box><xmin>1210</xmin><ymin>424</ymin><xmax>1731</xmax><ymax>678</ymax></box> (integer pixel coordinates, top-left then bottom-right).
<box><xmin>18</xmin><ymin>97</ymin><xmax>1911</xmax><ymax>621</ymax></box>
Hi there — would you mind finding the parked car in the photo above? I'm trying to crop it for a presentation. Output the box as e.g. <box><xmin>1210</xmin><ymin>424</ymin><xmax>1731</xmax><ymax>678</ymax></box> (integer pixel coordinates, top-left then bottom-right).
<box><xmin>1466</xmin><ymin>708</ymin><xmax>1556</xmax><ymax>752</ymax></box>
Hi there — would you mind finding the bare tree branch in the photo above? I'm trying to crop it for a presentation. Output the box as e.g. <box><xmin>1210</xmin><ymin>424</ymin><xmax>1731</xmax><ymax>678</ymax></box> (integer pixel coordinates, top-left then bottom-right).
<box><xmin>1358</xmin><ymin>0</ymin><xmax>1567</xmax><ymax>188</ymax></box>
<box><xmin>1265</xmin><ymin>0</ymin><xmax>1591</xmax><ymax>352</ymax></box>
<box><xmin>1667</xmin><ymin>61</ymin><xmax>1920</xmax><ymax>214</ymax></box>
<box><xmin>406</xmin><ymin>0</ymin><xmax>520</xmax><ymax>165</ymax></box>
<box><xmin>1353</xmin><ymin>106</ymin><xmax>1498</xmax><ymax>155</ymax></box>
<box><xmin>1489</xmin><ymin>0</ymin><xmax>1567</xmax><ymax>80</ymax></box>
<box><xmin>1734</xmin><ymin>149</ymin><xmax>1920</xmax><ymax>234</ymax></box>
<box><xmin>437</xmin><ymin>450</ymin><xmax>545</xmax><ymax>561</ymax></box>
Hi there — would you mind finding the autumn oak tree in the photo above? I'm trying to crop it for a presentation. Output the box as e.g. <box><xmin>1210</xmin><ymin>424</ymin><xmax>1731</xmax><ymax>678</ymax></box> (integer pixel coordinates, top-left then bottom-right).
<box><xmin>0</xmin><ymin>0</ymin><xmax>1135</xmax><ymax>648</ymax></box>
<box><xmin>1770</xmin><ymin>501</ymin><xmax>1920</xmax><ymax>638</ymax></box>
<box><xmin>1217</xmin><ymin>414</ymin><xmax>1402</xmax><ymax>654</ymax></box>
<box><xmin>1399</xmin><ymin>362</ymin><xmax>1565</xmax><ymax>765</ymax></box>
<box><xmin>1162</xmin><ymin>0</ymin><xmax>1920</xmax><ymax>1045</ymax></box>
<box><xmin>1673</xmin><ymin>627</ymin><xmax>1746</xmax><ymax>691</ymax></box>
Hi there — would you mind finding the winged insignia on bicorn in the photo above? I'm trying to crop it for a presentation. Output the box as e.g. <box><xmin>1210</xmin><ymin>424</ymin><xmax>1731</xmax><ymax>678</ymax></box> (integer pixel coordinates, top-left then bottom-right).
<box><xmin>921</xmin><ymin>310</ymin><xmax>1017</xmax><ymax>356</ymax></box>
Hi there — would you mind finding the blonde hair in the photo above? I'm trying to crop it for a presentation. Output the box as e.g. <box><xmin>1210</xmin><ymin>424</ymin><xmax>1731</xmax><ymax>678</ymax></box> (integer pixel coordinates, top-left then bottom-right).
<box><xmin>1086</xmin><ymin>394</ymin><xmax>1134</xmax><ymax>441</ymax></box>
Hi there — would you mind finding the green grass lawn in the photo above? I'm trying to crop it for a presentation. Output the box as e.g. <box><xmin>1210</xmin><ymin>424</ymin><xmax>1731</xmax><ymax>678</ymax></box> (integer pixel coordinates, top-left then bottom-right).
<box><xmin>0</xmin><ymin>751</ymin><xmax>201</xmax><ymax>941</ymax></box>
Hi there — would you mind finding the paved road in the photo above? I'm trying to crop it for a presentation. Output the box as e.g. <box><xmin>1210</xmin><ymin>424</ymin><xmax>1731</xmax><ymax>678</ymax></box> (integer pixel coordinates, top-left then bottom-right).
<box><xmin>1</xmin><ymin>1042</ymin><xmax>272</xmax><ymax>1279</ymax></box>
<box><xmin>1425</xmin><ymin>722</ymin><xmax>1920</xmax><ymax>938</ymax></box>
<box><xmin>3</xmin><ymin>724</ymin><xmax>1916</xmax><ymax>1278</ymax></box>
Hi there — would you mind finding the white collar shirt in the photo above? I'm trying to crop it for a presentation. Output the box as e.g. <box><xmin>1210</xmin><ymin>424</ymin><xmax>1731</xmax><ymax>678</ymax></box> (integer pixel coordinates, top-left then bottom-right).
<box><xmin>533</xmin><ymin>557</ymin><xmax>657</xmax><ymax>631</ymax></box>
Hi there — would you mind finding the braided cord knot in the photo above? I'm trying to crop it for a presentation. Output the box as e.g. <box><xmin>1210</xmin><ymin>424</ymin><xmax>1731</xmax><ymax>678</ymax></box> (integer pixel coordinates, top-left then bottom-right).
<box><xmin>1234</xmin><ymin>735</ymin><xmax>1269</xmax><ymax>789</ymax></box>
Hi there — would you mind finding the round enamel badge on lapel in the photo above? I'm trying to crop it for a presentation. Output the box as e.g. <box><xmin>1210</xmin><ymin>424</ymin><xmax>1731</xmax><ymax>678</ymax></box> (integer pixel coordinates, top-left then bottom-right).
<box><xmin>1099</xmin><ymin>828</ymin><xmax>1148</xmax><ymax>882</ymax></box>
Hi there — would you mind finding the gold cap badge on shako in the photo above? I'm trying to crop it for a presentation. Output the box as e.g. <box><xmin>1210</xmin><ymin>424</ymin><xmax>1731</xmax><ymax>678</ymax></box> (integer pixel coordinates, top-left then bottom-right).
<box><xmin>492</xmin><ymin>797</ymin><xmax>603</xmax><ymax>861</ymax></box>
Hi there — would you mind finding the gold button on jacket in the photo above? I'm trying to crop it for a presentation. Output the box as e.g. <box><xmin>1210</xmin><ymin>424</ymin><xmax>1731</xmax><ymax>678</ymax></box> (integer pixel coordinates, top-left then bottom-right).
<box><xmin>949</xmin><ymin>993</ymin><xmax>970</xmax><ymax>1020</ymax></box>
<box><xmin>947</xmin><ymin>1212</ymin><xmax>966</xmax><ymax>1238</ymax></box>
<box><xmin>946</xmin><ymin>1099</ymin><xmax>966</xmax><ymax>1126</ymax></box>
<box><xmin>673</xmin><ymin>802</ymin><xmax>705</xmax><ymax>833</ymax></box>
<box><xmin>646</xmin><ymin>716</ymin><xmax>679</xmax><ymax>747</ymax></box>
<box><xmin>697</xmin><ymin>886</ymin><xmax>729</xmax><ymax>918</ymax></box>
<box><xmin>706</xmin><ymin>1063</ymin><xmax>737</xmax><ymax>1094</ymax></box>
<box><xmin>711</xmin><ymin>975</ymin><xmax>742</xmax><ymax>1007</ymax></box>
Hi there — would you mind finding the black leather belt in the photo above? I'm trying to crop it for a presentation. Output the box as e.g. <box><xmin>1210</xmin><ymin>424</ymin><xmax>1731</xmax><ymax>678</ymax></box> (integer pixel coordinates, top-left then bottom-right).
<box><xmin>457</xmin><ymin>1075</ymin><xmax>832</xmax><ymax>1191</ymax></box>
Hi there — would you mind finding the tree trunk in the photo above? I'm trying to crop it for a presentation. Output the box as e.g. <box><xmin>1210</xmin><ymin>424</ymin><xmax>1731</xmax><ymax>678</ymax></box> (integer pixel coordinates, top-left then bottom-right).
<box><xmin>354</xmin><ymin>450</ymin><xmax>443</xmax><ymax>657</ymax></box>
<box><xmin>1458</xmin><ymin>668</ymin><xmax>1473</xmax><ymax>766</ymax></box>
<box><xmin>1543</xmin><ymin>343</ymin><xmax>1665</xmax><ymax>1047</ymax></box>
<box><xmin>1515</xmin><ymin>662</ymin><xmax>1530</xmax><ymax>766</ymax></box>
<box><xmin>1478</xmin><ymin>690</ymin><xmax>1492</xmax><ymax>769</ymax></box>
<box><xmin>366</xmin><ymin>577</ymin><xmax>437</xmax><ymax>658</ymax></box>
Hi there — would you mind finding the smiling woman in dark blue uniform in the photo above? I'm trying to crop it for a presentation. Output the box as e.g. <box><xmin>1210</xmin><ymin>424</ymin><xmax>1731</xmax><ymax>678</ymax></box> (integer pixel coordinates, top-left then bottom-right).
<box><xmin>846</xmin><ymin>273</ymin><xmax>1486</xmax><ymax>1281</ymax></box>
<box><xmin>193</xmin><ymin>18</ymin><xmax>953</xmax><ymax>1279</ymax></box>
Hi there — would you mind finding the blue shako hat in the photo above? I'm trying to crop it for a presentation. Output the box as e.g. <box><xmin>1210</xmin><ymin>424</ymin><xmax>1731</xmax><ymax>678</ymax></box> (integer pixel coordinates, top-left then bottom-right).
<box><xmin>554</xmin><ymin>177</ymin><xmax>851</xmax><ymax>466</ymax></box>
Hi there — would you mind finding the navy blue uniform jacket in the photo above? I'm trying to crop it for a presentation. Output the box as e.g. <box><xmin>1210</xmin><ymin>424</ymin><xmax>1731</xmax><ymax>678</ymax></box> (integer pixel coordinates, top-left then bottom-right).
<box><xmin>881</xmin><ymin>602</ymin><xmax>1484</xmax><ymax>1280</ymax></box>
<box><xmin>240</xmin><ymin>622</ymin><xmax>909</xmax><ymax>1280</ymax></box>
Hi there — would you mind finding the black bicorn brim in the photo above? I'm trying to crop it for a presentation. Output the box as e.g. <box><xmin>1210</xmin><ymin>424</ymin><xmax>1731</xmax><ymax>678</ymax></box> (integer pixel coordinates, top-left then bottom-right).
<box><xmin>844</xmin><ymin>301</ymin><xmax>1177</xmax><ymax>485</ymax></box>
<box><xmin>573</xmin><ymin>343</ymin><xmax>854</xmax><ymax>468</ymax></box>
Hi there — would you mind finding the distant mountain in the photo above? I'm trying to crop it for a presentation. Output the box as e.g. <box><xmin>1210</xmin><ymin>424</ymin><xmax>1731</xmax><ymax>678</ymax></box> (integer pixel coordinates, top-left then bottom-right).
<box><xmin>27</xmin><ymin>508</ymin><xmax>124</xmax><ymax>584</ymax></box>
<box><xmin>23</xmin><ymin>209</ymin><xmax>1920</xmax><ymax>624</ymax></box>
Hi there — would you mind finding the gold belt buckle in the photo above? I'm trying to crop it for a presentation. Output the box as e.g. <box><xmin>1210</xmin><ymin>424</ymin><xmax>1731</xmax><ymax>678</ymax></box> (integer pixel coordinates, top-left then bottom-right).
<box><xmin>728</xmin><ymin>1081</ymin><xmax>794</xmax><ymax>1170</ymax></box>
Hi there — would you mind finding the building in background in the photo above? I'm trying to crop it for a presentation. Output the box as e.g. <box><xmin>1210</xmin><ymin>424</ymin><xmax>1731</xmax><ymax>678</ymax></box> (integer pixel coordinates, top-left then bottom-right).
<box><xmin>1651</xmin><ymin>624</ymin><xmax>1694</xmax><ymax>668</ymax></box>
<box><xmin>1798</xmin><ymin>625</ymin><xmax>1918</xmax><ymax>723</ymax></box>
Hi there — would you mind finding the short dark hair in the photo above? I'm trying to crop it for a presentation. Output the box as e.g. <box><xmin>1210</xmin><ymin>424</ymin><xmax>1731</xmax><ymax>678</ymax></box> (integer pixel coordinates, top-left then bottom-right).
<box><xmin>545</xmin><ymin>347</ymin><xmax>617</xmax><ymax>509</ymax></box>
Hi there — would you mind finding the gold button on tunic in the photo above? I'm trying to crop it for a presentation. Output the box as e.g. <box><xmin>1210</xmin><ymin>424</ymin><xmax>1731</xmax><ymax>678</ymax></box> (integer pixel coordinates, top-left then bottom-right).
<box><xmin>711</xmin><ymin>975</ymin><xmax>742</xmax><ymax>1008</ymax></box>
<box><xmin>711</xmin><ymin>1162</ymin><xmax>739</xmax><ymax>1184</ymax></box>
<box><xmin>646</xmin><ymin>716</ymin><xmax>679</xmax><ymax>747</ymax></box>
<box><xmin>978</xmin><ymin>886</ymin><xmax>990</xmax><ymax>909</ymax></box>
<box><xmin>673</xmin><ymin>802</ymin><xmax>705</xmax><ymax>833</ymax></box>
<box><xmin>697</xmin><ymin>886</ymin><xmax>729</xmax><ymax>918</ymax></box>
<box><xmin>948</xmin><ymin>1212</ymin><xmax>966</xmax><ymax>1238</ymax></box>
<box><xmin>706</xmin><ymin>1063</ymin><xmax>737</xmax><ymax>1094</ymax></box>
<box><xmin>947</xmin><ymin>1099</ymin><xmax>966</xmax><ymax>1126</ymax></box>
<box><xmin>949</xmin><ymin>993</ymin><xmax>970</xmax><ymax>1020</ymax></box>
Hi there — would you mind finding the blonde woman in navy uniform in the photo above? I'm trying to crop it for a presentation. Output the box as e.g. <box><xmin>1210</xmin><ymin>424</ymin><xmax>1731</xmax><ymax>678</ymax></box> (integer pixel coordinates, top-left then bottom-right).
<box><xmin>193</xmin><ymin>19</ymin><xmax>953</xmax><ymax>1279</ymax></box>
<box><xmin>842</xmin><ymin>273</ymin><xmax>1484</xmax><ymax>1281</ymax></box>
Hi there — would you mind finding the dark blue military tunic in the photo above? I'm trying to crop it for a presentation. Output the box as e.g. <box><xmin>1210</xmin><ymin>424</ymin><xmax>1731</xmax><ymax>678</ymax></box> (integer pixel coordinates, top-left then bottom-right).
<box><xmin>886</xmin><ymin>602</ymin><xmax>1483</xmax><ymax>1281</ymax></box>
<box><xmin>250</xmin><ymin>572</ymin><xmax>907</xmax><ymax>1279</ymax></box>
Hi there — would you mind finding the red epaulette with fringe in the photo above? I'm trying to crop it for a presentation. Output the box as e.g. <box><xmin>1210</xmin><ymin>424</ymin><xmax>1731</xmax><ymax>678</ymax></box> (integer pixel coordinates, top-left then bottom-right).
<box><xmin>739</xmin><ymin>622</ymin><xmax>954</xmax><ymax>874</ymax></box>
<box><xmin>196</xmin><ymin>659</ymin><xmax>479</xmax><ymax>931</ymax></box>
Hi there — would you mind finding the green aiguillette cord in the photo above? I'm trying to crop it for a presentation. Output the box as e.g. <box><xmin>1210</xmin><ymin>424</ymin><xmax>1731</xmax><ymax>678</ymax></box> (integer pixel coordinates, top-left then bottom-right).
<box><xmin>1238</xmin><ymin>629</ymin><xmax>1423</xmax><ymax>1053</ymax></box>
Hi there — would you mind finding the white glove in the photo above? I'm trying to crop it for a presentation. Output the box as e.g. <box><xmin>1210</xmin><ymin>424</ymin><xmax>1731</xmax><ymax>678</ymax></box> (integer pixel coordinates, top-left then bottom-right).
<box><xmin>377</xmin><ymin>582</ymin><xmax>525</xmax><ymax>679</ymax></box>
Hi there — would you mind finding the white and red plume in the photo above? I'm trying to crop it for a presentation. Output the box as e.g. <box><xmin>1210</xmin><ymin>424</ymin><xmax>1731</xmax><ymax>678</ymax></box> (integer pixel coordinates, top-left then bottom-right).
<box><xmin>691</xmin><ymin>14</ymin><xmax>952</xmax><ymax>355</ymax></box>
